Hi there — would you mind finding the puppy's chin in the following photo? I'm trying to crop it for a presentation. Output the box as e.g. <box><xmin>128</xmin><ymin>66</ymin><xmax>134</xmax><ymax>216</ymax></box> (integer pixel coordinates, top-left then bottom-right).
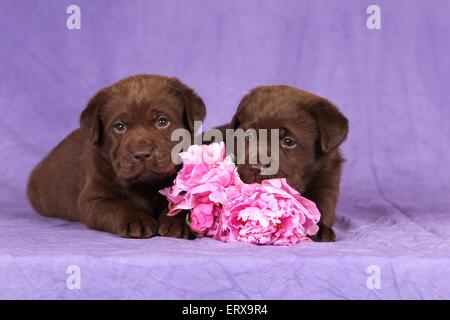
<box><xmin>132</xmin><ymin>170</ymin><xmax>175</xmax><ymax>183</ymax></box>
<box><xmin>116</xmin><ymin>163</ymin><xmax>178</xmax><ymax>184</ymax></box>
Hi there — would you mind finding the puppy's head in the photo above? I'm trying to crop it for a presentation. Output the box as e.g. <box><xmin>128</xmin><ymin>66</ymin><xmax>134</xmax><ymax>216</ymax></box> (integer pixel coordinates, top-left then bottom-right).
<box><xmin>80</xmin><ymin>74</ymin><xmax>206</xmax><ymax>184</ymax></box>
<box><xmin>230</xmin><ymin>85</ymin><xmax>348</xmax><ymax>192</ymax></box>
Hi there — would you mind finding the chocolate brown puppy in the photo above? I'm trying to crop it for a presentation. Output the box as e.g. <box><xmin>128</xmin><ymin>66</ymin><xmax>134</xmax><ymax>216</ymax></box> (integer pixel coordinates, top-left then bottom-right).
<box><xmin>27</xmin><ymin>74</ymin><xmax>205</xmax><ymax>238</ymax></box>
<box><xmin>220</xmin><ymin>86</ymin><xmax>348</xmax><ymax>242</ymax></box>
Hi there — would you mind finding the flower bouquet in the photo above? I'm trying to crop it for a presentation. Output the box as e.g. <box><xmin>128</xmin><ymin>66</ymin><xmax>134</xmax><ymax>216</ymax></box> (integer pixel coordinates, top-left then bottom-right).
<box><xmin>160</xmin><ymin>142</ymin><xmax>320</xmax><ymax>245</ymax></box>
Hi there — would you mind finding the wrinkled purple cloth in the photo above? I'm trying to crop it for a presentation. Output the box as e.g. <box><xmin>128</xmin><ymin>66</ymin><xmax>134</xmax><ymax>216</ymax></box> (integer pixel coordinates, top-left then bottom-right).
<box><xmin>1</xmin><ymin>0</ymin><xmax>449</xmax><ymax>299</ymax></box>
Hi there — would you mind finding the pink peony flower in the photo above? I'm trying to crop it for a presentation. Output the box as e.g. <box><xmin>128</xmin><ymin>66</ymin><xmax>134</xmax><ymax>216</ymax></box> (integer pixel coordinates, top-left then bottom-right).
<box><xmin>214</xmin><ymin>179</ymin><xmax>320</xmax><ymax>245</ymax></box>
<box><xmin>159</xmin><ymin>142</ymin><xmax>242</xmax><ymax>235</ymax></box>
<box><xmin>189</xmin><ymin>203</ymin><xmax>223</xmax><ymax>236</ymax></box>
<box><xmin>160</xmin><ymin>142</ymin><xmax>321</xmax><ymax>245</ymax></box>
<box><xmin>189</xmin><ymin>203</ymin><xmax>214</xmax><ymax>234</ymax></box>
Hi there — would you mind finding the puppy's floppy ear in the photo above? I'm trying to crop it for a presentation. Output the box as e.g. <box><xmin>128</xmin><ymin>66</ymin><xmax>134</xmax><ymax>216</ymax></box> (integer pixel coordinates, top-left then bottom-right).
<box><xmin>168</xmin><ymin>77</ymin><xmax>206</xmax><ymax>133</ymax></box>
<box><xmin>230</xmin><ymin>92</ymin><xmax>253</xmax><ymax>129</ymax></box>
<box><xmin>230</xmin><ymin>113</ymin><xmax>240</xmax><ymax>129</ymax></box>
<box><xmin>309</xmin><ymin>98</ymin><xmax>349</xmax><ymax>153</ymax></box>
<box><xmin>80</xmin><ymin>88</ymin><xmax>108</xmax><ymax>146</ymax></box>
<box><xmin>230</xmin><ymin>94</ymin><xmax>245</xmax><ymax>129</ymax></box>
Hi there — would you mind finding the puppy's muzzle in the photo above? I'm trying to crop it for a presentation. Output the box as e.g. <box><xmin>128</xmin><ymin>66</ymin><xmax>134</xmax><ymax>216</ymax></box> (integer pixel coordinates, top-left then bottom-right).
<box><xmin>129</xmin><ymin>145</ymin><xmax>154</xmax><ymax>163</ymax></box>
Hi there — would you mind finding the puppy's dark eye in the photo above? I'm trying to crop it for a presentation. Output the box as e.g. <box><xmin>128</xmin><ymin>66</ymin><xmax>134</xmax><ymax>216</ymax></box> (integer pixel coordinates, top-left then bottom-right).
<box><xmin>156</xmin><ymin>115</ymin><xmax>170</xmax><ymax>128</ymax></box>
<box><xmin>113</xmin><ymin>121</ymin><xmax>126</xmax><ymax>133</ymax></box>
<box><xmin>281</xmin><ymin>136</ymin><xmax>297</xmax><ymax>149</ymax></box>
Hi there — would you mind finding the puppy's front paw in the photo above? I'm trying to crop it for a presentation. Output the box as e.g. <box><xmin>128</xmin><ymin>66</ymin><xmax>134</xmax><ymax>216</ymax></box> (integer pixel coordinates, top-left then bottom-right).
<box><xmin>158</xmin><ymin>212</ymin><xmax>192</xmax><ymax>239</ymax></box>
<box><xmin>311</xmin><ymin>226</ymin><xmax>336</xmax><ymax>242</ymax></box>
<box><xmin>117</xmin><ymin>216</ymin><xmax>158</xmax><ymax>239</ymax></box>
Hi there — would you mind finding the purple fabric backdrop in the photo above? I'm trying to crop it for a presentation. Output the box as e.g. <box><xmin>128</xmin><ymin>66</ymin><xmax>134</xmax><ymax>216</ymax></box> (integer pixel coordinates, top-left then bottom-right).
<box><xmin>1</xmin><ymin>0</ymin><xmax>449</xmax><ymax>299</ymax></box>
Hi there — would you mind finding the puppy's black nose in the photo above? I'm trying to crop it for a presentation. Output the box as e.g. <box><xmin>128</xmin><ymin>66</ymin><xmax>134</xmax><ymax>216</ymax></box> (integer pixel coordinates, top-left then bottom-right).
<box><xmin>131</xmin><ymin>149</ymin><xmax>153</xmax><ymax>162</ymax></box>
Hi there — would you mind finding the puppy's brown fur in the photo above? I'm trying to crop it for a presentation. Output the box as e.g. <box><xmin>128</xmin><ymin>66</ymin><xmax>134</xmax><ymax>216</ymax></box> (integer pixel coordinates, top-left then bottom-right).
<box><xmin>217</xmin><ymin>86</ymin><xmax>348</xmax><ymax>242</ymax></box>
<box><xmin>27</xmin><ymin>74</ymin><xmax>206</xmax><ymax>238</ymax></box>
